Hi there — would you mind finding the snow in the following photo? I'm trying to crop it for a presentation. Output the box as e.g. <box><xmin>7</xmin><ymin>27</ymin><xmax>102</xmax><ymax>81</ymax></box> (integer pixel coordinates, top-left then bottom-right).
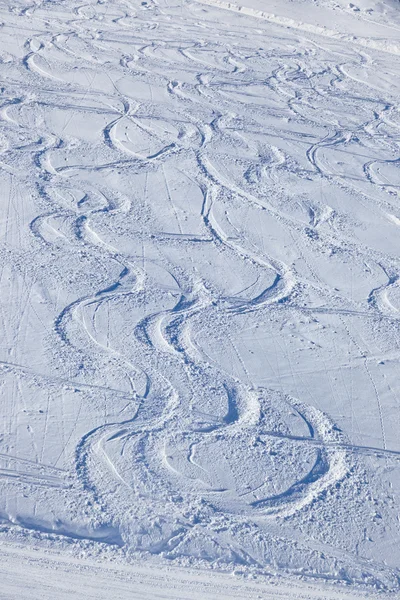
<box><xmin>0</xmin><ymin>0</ymin><xmax>400</xmax><ymax>595</ymax></box>
<box><xmin>0</xmin><ymin>542</ymin><xmax>387</xmax><ymax>600</ymax></box>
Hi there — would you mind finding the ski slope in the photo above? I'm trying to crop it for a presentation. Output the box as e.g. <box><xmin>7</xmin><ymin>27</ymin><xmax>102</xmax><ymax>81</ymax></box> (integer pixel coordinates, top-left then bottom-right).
<box><xmin>0</xmin><ymin>542</ymin><xmax>389</xmax><ymax>600</ymax></box>
<box><xmin>0</xmin><ymin>0</ymin><xmax>400</xmax><ymax>595</ymax></box>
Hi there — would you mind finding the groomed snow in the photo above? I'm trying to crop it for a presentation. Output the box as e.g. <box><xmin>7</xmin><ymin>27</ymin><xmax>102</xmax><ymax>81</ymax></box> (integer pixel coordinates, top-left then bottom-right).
<box><xmin>0</xmin><ymin>540</ymin><xmax>390</xmax><ymax>600</ymax></box>
<box><xmin>0</xmin><ymin>0</ymin><xmax>400</xmax><ymax>595</ymax></box>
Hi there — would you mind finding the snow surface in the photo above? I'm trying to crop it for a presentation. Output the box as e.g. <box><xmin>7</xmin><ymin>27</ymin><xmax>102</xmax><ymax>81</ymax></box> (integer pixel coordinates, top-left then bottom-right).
<box><xmin>0</xmin><ymin>0</ymin><xmax>400</xmax><ymax>595</ymax></box>
<box><xmin>0</xmin><ymin>542</ymin><xmax>388</xmax><ymax>600</ymax></box>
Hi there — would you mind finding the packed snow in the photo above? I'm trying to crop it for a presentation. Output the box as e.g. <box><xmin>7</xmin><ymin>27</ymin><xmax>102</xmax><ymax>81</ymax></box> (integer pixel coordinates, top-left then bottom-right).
<box><xmin>0</xmin><ymin>0</ymin><xmax>400</xmax><ymax>596</ymax></box>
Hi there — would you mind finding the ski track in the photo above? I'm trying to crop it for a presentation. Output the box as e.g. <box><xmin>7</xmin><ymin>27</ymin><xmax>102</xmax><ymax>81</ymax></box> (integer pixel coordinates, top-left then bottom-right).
<box><xmin>1</xmin><ymin>0</ymin><xmax>400</xmax><ymax>593</ymax></box>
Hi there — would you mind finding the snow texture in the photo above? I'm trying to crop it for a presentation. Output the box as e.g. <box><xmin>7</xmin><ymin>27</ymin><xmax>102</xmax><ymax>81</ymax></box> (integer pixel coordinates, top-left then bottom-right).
<box><xmin>0</xmin><ymin>0</ymin><xmax>400</xmax><ymax>595</ymax></box>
